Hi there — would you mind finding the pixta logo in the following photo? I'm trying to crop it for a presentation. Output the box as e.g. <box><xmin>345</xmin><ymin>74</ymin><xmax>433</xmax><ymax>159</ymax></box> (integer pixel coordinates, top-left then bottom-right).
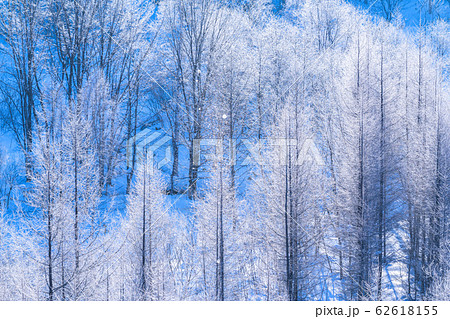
<box><xmin>126</xmin><ymin>129</ymin><xmax>172</xmax><ymax>173</ymax></box>
<box><xmin>127</xmin><ymin>128</ymin><xmax>324</xmax><ymax>174</ymax></box>
<box><xmin>193</xmin><ymin>138</ymin><xmax>324</xmax><ymax>167</ymax></box>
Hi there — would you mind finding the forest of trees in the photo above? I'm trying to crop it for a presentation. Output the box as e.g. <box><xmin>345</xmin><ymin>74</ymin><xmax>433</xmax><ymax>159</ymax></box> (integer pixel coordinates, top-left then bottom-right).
<box><xmin>0</xmin><ymin>0</ymin><xmax>449</xmax><ymax>301</ymax></box>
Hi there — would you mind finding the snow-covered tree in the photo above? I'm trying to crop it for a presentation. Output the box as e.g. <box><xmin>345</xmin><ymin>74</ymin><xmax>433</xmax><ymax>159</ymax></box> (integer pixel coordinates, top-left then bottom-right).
<box><xmin>0</xmin><ymin>0</ymin><xmax>44</xmax><ymax>176</ymax></box>
<box><xmin>123</xmin><ymin>154</ymin><xmax>171</xmax><ymax>300</ymax></box>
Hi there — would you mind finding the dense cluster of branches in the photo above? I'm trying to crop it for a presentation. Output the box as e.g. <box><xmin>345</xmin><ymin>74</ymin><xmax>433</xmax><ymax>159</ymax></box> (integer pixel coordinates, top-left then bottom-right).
<box><xmin>0</xmin><ymin>0</ymin><xmax>449</xmax><ymax>301</ymax></box>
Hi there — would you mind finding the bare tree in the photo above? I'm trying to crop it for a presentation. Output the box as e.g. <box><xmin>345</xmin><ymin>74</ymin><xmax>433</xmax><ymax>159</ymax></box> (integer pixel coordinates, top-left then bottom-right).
<box><xmin>0</xmin><ymin>0</ymin><xmax>43</xmax><ymax>177</ymax></box>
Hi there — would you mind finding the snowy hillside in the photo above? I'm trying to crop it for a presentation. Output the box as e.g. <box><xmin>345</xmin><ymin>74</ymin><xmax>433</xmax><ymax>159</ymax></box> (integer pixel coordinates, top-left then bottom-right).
<box><xmin>0</xmin><ymin>0</ymin><xmax>449</xmax><ymax>301</ymax></box>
